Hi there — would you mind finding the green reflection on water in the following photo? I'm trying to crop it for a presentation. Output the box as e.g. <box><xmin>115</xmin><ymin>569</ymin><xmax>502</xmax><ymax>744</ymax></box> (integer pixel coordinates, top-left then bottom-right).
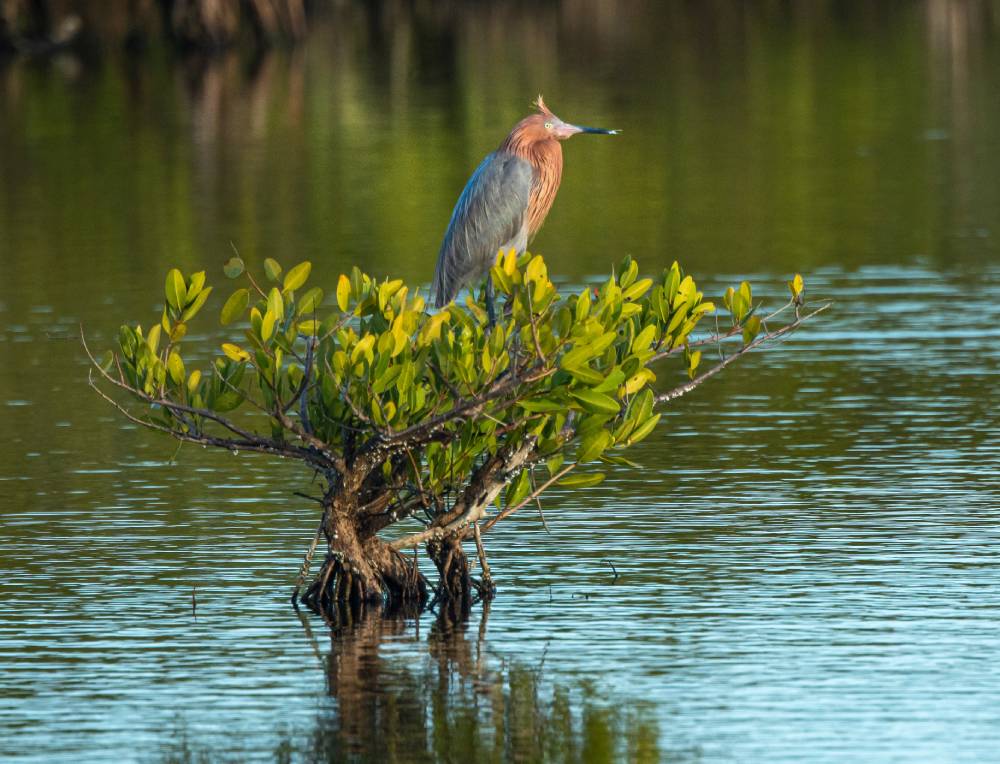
<box><xmin>158</xmin><ymin>607</ymin><xmax>666</xmax><ymax>764</ymax></box>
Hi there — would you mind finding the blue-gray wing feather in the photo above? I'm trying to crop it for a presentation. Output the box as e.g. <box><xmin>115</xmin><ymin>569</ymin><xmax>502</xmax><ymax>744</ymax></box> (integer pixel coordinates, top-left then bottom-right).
<box><xmin>432</xmin><ymin>152</ymin><xmax>532</xmax><ymax>307</ymax></box>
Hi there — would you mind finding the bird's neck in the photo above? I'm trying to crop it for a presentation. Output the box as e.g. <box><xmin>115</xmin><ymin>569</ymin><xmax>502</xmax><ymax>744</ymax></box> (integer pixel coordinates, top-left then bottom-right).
<box><xmin>502</xmin><ymin>137</ymin><xmax>563</xmax><ymax>239</ymax></box>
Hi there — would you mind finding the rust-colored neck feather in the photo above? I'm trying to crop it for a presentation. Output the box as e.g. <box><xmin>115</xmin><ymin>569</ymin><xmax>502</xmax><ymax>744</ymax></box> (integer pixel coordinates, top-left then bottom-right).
<box><xmin>501</xmin><ymin>119</ymin><xmax>564</xmax><ymax>239</ymax></box>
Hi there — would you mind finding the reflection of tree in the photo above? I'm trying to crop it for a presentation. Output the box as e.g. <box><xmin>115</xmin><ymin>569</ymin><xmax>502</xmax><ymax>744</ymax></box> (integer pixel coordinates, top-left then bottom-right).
<box><xmin>307</xmin><ymin>604</ymin><xmax>662</xmax><ymax>763</ymax></box>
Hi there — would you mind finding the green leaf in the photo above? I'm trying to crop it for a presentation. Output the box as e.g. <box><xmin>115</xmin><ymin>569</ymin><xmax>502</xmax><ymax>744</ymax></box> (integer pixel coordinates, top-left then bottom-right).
<box><xmin>261</xmin><ymin>310</ymin><xmax>277</xmax><ymax>342</ymax></box>
<box><xmin>625</xmin><ymin>413</ymin><xmax>661</xmax><ymax>446</ymax></box>
<box><xmin>505</xmin><ymin>469</ymin><xmax>532</xmax><ymax>508</ymax></box>
<box><xmin>592</xmin><ymin>368</ymin><xmax>625</xmax><ymax>394</ymax></box>
<box><xmin>560</xmin><ymin>344</ymin><xmax>597</xmax><ymax>370</ymax></box>
<box><xmin>599</xmin><ymin>454</ymin><xmax>641</xmax><ymax>469</ymax></box>
<box><xmin>687</xmin><ymin>350</ymin><xmax>701</xmax><ymax>380</ymax></box>
<box><xmin>146</xmin><ymin>324</ymin><xmax>161</xmax><ymax>354</ymax></box>
<box><xmin>546</xmin><ymin>454</ymin><xmax>565</xmax><ymax>476</ymax></box>
<box><xmin>264</xmin><ymin>258</ymin><xmax>282</xmax><ymax>283</ymax></box>
<box><xmin>165</xmin><ymin>269</ymin><xmax>186</xmax><ymax>313</ymax></box>
<box><xmin>570</xmin><ymin>389</ymin><xmax>621</xmax><ymax>415</ymax></box>
<box><xmin>223</xmin><ymin>256</ymin><xmax>245</xmax><ymax>279</ymax></box>
<box><xmin>631</xmin><ymin>324</ymin><xmax>656</xmax><ymax>355</ymax></box>
<box><xmin>742</xmin><ymin>315</ymin><xmax>762</xmax><ymax>346</ymax></box>
<box><xmin>167</xmin><ymin>352</ymin><xmax>185</xmax><ymax>385</ymax></box>
<box><xmin>558</xmin><ymin>472</ymin><xmax>606</xmax><ymax>488</ymax></box>
<box><xmin>297</xmin><ymin>287</ymin><xmax>324</xmax><ymax>315</ymax></box>
<box><xmin>221</xmin><ymin>288</ymin><xmax>249</xmax><ymax>326</ymax></box>
<box><xmin>575</xmin><ymin>289</ymin><xmax>591</xmax><ymax>322</ymax></box>
<box><xmin>283</xmin><ymin>261</ymin><xmax>311</xmax><ymax>293</ymax></box>
<box><xmin>213</xmin><ymin>391</ymin><xmax>243</xmax><ymax>412</ymax></box>
<box><xmin>186</xmin><ymin>271</ymin><xmax>206</xmax><ymax>302</ymax></box>
<box><xmin>622</xmin><ymin>278</ymin><xmax>652</xmax><ymax>301</ymax></box>
<box><xmin>520</xmin><ymin>398</ymin><xmax>568</xmax><ymax>413</ymax></box>
<box><xmin>181</xmin><ymin>286</ymin><xmax>212</xmax><ymax>322</ymax></box>
<box><xmin>267</xmin><ymin>287</ymin><xmax>284</xmax><ymax>321</ymax></box>
<box><xmin>619</xmin><ymin>258</ymin><xmax>638</xmax><ymax>288</ymax></box>
<box><xmin>578</xmin><ymin>430</ymin><xmax>612</xmax><ymax>462</ymax></box>
<box><xmin>564</xmin><ymin>365</ymin><xmax>604</xmax><ymax>385</ymax></box>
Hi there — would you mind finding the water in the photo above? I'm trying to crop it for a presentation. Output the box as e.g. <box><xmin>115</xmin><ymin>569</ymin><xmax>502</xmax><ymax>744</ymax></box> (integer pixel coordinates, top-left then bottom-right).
<box><xmin>2</xmin><ymin>2</ymin><xmax>1000</xmax><ymax>761</ymax></box>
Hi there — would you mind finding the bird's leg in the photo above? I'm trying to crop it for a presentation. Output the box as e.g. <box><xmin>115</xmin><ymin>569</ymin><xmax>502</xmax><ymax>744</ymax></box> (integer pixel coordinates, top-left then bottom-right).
<box><xmin>485</xmin><ymin>273</ymin><xmax>497</xmax><ymax>328</ymax></box>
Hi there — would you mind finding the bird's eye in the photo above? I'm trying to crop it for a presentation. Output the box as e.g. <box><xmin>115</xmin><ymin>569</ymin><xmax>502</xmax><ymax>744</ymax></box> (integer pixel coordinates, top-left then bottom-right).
<box><xmin>544</xmin><ymin>121</ymin><xmax>553</xmax><ymax>130</ymax></box>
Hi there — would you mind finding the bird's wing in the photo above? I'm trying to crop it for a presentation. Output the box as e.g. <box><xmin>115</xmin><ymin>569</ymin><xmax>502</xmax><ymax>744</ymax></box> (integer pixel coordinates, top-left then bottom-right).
<box><xmin>432</xmin><ymin>151</ymin><xmax>533</xmax><ymax>307</ymax></box>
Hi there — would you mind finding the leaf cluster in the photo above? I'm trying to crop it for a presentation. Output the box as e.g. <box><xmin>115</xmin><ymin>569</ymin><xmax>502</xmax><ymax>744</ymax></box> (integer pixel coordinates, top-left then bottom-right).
<box><xmin>92</xmin><ymin>250</ymin><xmax>822</xmax><ymax>535</ymax></box>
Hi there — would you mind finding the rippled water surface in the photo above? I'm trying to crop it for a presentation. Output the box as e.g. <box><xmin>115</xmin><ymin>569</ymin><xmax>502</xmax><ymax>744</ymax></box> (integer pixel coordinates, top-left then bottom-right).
<box><xmin>2</xmin><ymin>2</ymin><xmax>1000</xmax><ymax>762</ymax></box>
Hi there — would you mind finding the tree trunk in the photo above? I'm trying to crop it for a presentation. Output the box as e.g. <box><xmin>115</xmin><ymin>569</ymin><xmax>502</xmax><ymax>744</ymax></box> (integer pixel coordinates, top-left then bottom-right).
<box><xmin>301</xmin><ymin>493</ymin><xmax>428</xmax><ymax>615</ymax></box>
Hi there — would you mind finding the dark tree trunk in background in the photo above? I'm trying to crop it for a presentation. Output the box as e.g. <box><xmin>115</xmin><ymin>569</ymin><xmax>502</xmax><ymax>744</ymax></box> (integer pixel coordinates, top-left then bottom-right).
<box><xmin>1</xmin><ymin>0</ymin><xmax>310</xmax><ymax>53</ymax></box>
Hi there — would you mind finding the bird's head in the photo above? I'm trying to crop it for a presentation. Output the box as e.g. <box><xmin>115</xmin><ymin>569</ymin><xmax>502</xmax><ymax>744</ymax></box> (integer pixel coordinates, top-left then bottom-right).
<box><xmin>509</xmin><ymin>95</ymin><xmax>620</xmax><ymax>146</ymax></box>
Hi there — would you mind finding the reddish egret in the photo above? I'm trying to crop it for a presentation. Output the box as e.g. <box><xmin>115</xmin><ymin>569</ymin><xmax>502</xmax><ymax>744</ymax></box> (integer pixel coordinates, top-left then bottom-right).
<box><xmin>432</xmin><ymin>96</ymin><xmax>618</xmax><ymax>321</ymax></box>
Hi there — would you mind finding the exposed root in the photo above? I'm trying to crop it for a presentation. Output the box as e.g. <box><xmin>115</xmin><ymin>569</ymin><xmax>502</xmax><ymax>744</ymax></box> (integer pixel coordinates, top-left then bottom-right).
<box><xmin>428</xmin><ymin>536</ymin><xmax>473</xmax><ymax>612</ymax></box>
<box><xmin>300</xmin><ymin>534</ymin><xmax>428</xmax><ymax>614</ymax></box>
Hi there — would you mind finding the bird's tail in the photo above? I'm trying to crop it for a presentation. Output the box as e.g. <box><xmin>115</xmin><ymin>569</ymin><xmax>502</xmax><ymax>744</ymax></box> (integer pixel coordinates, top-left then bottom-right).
<box><xmin>431</xmin><ymin>251</ymin><xmax>451</xmax><ymax>308</ymax></box>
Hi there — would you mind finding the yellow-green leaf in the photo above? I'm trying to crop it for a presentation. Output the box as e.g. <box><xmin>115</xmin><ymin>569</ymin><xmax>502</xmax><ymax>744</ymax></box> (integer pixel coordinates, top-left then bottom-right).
<box><xmin>187</xmin><ymin>369</ymin><xmax>202</xmax><ymax>392</ymax></box>
<box><xmin>261</xmin><ymin>310</ymin><xmax>277</xmax><ymax>342</ymax></box>
<box><xmin>264</xmin><ymin>258</ymin><xmax>282</xmax><ymax>282</ymax></box>
<box><xmin>336</xmin><ymin>274</ymin><xmax>351</xmax><ymax>312</ymax></box>
<box><xmin>186</xmin><ymin>271</ymin><xmax>206</xmax><ymax>302</ymax></box>
<box><xmin>146</xmin><ymin>324</ymin><xmax>161</xmax><ymax>354</ymax></box>
<box><xmin>167</xmin><ymin>351</ymin><xmax>185</xmax><ymax>385</ymax></box>
<box><xmin>622</xmin><ymin>277</ymin><xmax>652</xmax><ymax>301</ymax></box>
<box><xmin>565</xmin><ymin>365</ymin><xmax>604</xmax><ymax>385</ymax></box>
<box><xmin>170</xmin><ymin>323</ymin><xmax>187</xmax><ymax>343</ymax></box>
<box><xmin>298</xmin><ymin>287</ymin><xmax>324</xmax><ymax>315</ymax></box>
<box><xmin>165</xmin><ymin>269</ymin><xmax>186</xmax><ymax>313</ymax></box>
<box><xmin>181</xmin><ymin>286</ymin><xmax>212</xmax><ymax>322</ymax></box>
<box><xmin>267</xmin><ymin>287</ymin><xmax>284</xmax><ymax>321</ymax></box>
<box><xmin>570</xmin><ymin>389</ymin><xmax>621</xmax><ymax>415</ymax></box>
<box><xmin>788</xmin><ymin>273</ymin><xmax>804</xmax><ymax>300</ymax></box>
<box><xmin>593</xmin><ymin>368</ymin><xmax>625</xmax><ymax>394</ymax></box>
<box><xmin>283</xmin><ymin>261</ymin><xmax>311</xmax><ymax>293</ymax></box>
<box><xmin>625</xmin><ymin>413</ymin><xmax>661</xmax><ymax>446</ymax></box>
<box><xmin>687</xmin><ymin>350</ymin><xmax>702</xmax><ymax>379</ymax></box>
<box><xmin>578</xmin><ymin>430</ymin><xmax>612</xmax><ymax>462</ymax></box>
<box><xmin>221</xmin><ymin>288</ymin><xmax>249</xmax><ymax>325</ymax></box>
<box><xmin>558</xmin><ymin>472</ymin><xmax>605</xmax><ymax>488</ymax></box>
<box><xmin>221</xmin><ymin>343</ymin><xmax>250</xmax><ymax>362</ymax></box>
<box><xmin>621</xmin><ymin>369</ymin><xmax>653</xmax><ymax>397</ymax></box>
<box><xmin>631</xmin><ymin>324</ymin><xmax>656</xmax><ymax>354</ymax></box>
<box><xmin>351</xmin><ymin>334</ymin><xmax>375</xmax><ymax>365</ymax></box>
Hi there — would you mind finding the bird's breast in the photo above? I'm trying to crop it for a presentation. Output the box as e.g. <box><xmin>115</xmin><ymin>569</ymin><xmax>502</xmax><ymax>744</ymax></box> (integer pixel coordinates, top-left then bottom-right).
<box><xmin>526</xmin><ymin>142</ymin><xmax>564</xmax><ymax>239</ymax></box>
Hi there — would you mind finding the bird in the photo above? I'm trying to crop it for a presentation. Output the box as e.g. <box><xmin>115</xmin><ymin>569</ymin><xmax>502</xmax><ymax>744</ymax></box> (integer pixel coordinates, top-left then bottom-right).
<box><xmin>432</xmin><ymin>96</ymin><xmax>618</xmax><ymax>322</ymax></box>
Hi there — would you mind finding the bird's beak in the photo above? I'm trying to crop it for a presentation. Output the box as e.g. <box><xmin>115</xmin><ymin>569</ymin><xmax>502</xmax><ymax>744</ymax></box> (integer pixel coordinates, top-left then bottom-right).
<box><xmin>572</xmin><ymin>125</ymin><xmax>620</xmax><ymax>135</ymax></box>
<box><xmin>552</xmin><ymin>118</ymin><xmax>620</xmax><ymax>140</ymax></box>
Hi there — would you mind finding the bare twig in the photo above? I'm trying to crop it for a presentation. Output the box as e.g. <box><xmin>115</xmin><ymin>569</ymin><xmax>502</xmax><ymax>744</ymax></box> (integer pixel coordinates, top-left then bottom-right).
<box><xmin>482</xmin><ymin>462</ymin><xmax>575</xmax><ymax>532</ymax></box>
<box><xmin>654</xmin><ymin>301</ymin><xmax>830</xmax><ymax>406</ymax></box>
